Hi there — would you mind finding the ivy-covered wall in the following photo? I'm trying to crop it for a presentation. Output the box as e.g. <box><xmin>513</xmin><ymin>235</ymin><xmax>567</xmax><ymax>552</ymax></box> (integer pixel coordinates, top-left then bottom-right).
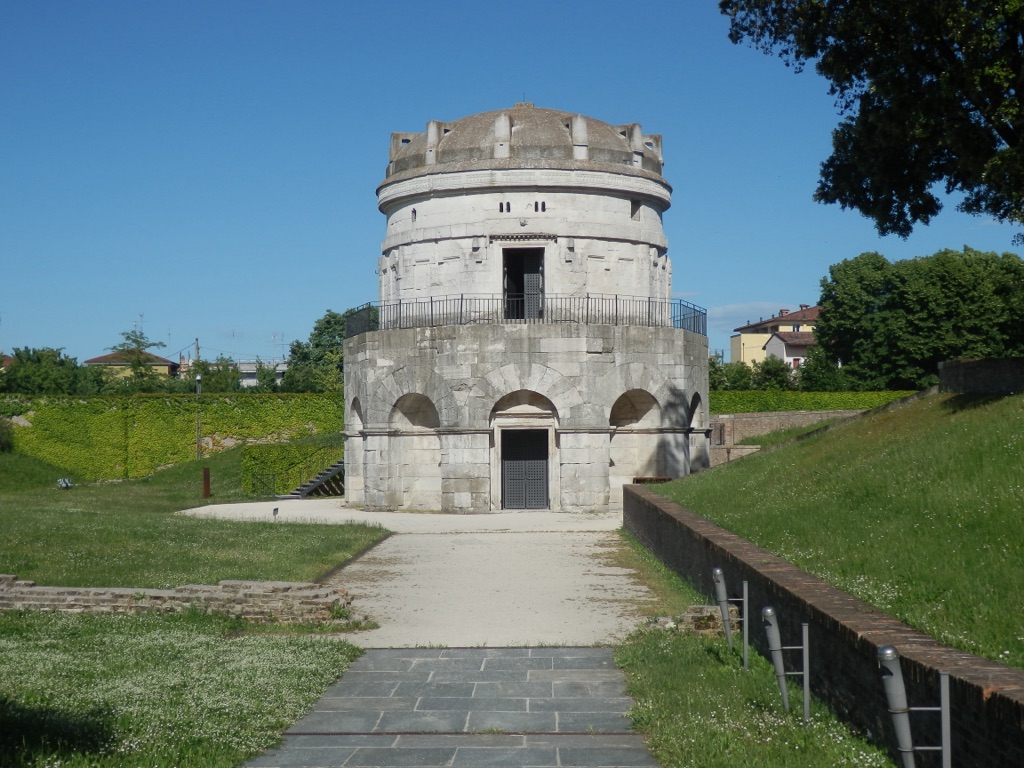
<box><xmin>709</xmin><ymin>390</ymin><xmax>915</xmax><ymax>414</ymax></box>
<box><xmin>0</xmin><ymin>394</ymin><xmax>342</xmax><ymax>479</ymax></box>
<box><xmin>240</xmin><ymin>443</ymin><xmax>343</xmax><ymax>496</ymax></box>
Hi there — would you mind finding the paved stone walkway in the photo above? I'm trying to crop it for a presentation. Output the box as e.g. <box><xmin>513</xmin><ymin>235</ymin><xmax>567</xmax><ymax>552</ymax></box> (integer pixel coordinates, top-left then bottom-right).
<box><xmin>245</xmin><ymin>647</ymin><xmax>657</xmax><ymax>768</ymax></box>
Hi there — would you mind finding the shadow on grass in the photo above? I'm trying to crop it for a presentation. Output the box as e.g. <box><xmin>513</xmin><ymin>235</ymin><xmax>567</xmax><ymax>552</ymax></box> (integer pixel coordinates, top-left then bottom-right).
<box><xmin>0</xmin><ymin>697</ymin><xmax>115</xmax><ymax>766</ymax></box>
<box><xmin>939</xmin><ymin>393</ymin><xmax>1009</xmax><ymax>413</ymax></box>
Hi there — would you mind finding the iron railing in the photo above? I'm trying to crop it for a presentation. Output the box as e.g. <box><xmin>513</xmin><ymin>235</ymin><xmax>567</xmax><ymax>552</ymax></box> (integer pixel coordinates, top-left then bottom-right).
<box><xmin>345</xmin><ymin>294</ymin><xmax>706</xmax><ymax>338</ymax></box>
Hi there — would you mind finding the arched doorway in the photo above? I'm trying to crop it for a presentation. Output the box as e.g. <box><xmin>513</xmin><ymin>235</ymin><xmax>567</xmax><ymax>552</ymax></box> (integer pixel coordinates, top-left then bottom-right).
<box><xmin>490</xmin><ymin>390</ymin><xmax>558</xmax><ymax>510</ymax></box>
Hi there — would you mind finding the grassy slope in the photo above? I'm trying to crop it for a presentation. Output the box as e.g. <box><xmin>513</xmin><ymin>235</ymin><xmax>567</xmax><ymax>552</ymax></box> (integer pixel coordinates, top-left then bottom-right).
<box><xmin>658</xmin><ymin>392</ymin><xmax>1024</xmax><ymax>667</ymax></box>
<box><xmin>0</xmin><ymin>448</ymin><xmax>387</xmax><ymax>588</ymax></box>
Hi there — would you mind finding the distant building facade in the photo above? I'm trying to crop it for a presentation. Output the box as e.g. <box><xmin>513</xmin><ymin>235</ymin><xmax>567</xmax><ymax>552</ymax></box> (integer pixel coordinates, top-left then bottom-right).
<box><xmin>84</xmin><ymin>351</ymin><xmax>180</xmax><ymax>378</ymax></box>
<box><xmin>730</xmin><ymin>304</ymin><xmax>820</xmax><ymax>366</ymax></box>
<box><xmin>343</xmin><ymin>104</ymin><xmax>709</xmax><ymax>513</ymax></box>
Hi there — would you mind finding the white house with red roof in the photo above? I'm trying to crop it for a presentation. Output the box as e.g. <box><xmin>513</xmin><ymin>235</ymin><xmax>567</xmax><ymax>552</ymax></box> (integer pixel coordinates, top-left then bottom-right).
<box><xmin>730</xmin><ymin>304</ymin><xmax>820</xmax><ymax>365</ymax></box>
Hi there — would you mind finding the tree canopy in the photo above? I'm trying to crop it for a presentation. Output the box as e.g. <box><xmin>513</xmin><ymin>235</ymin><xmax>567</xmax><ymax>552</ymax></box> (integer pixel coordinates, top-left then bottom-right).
<box><xmin>280</xmin><ymin>309</ymin><xmax>348</xmax><ymax>393</ymax></box>
<box><xmin>0</xmin><ymin>348</ymin><xmax>105</xmax><ymax>395</ymax></box>
<box><xmin>815</xmin><ymin>247</ymin><xmax>1024</xmax><ymax>389</ymax></box>
<box><xmin>107</xmin><ymin>328</ymin><xmax>168</xmax><ymax>392</ymax></box>
<box><xmin>720</xmin><ymin>1</ymin><xmax>1024</xmax><ymax>238</ymax></box>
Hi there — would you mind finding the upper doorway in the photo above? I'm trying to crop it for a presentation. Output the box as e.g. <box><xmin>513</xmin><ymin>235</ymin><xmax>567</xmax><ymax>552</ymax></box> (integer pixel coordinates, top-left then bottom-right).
<box><xmin>503</xmin><ymin>248</ymin><xmax>543</xmax><ymax>320</ymax></box>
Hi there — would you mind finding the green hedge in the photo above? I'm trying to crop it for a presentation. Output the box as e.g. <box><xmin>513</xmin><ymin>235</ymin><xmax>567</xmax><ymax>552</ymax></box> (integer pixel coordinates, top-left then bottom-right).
<box><xmin>709</xmin><ymin>390</ymin><xmax>917</xmax><ymax>414</ymax></box>
<box><xmin>2</xmin><ymin>394</ymin><xmax>342</xmax><ymax>480</ymax></box>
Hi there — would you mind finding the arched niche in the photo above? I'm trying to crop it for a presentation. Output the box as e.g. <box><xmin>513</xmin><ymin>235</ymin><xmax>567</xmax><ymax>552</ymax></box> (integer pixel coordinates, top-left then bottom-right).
<box><xmin>609</xmin><ymin>388</ymin><xmax>661</xmax><ymax>428</ymax></box>
<box><xmin>344</xmin><ymin>397</ymin><xmax>366</xmax><ymax>502</ymax></box>
<box><xmin>349</xmin><ymin>397</ymin><xmax>364</xmax><ymax>431</ymax></box>
<box><xmin>390</xmin><ymin>393</ymin><xmax>441</xmax><ymax>430</ymax></box>
<box><xmin>387</xmin><ymin>393</ymin><xmax>441</xmax><ymax>509</ymax></box>
<box><xmin>609</xmin><ymin>389</ymin><xmax>661</xmax><ymax>505</ymax></box>
<box><xmin>489</xmin><ymin>390</ymin><xmax>559</xmax><ymax>424</ymax></box>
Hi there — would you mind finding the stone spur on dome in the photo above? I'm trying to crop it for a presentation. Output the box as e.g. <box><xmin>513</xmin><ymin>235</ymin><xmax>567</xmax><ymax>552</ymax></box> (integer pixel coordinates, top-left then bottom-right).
<box><xmin>344</xmin><ymin>104</ymin><xmax>709</xmax><ymax>514</ymax></box>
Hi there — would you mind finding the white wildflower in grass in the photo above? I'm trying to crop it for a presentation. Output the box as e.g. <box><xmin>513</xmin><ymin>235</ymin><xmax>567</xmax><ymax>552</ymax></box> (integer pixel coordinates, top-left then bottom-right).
<box><xmin>0</xmin><ymin>610</ymin><xmax>360</xmax><ymax>768</ymax></box>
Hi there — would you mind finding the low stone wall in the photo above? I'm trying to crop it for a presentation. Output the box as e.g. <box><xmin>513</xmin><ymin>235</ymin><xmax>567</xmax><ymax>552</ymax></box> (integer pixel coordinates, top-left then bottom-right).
<box><xmin>623</xmin><ymin>486</ymin><xmax>1024</xmax><ymax>768</ymax></box>
<box><xmin>0</xmin><ymin>575</ymin><xmax>352</xmax><ymax>624</ymax></box>
<box><xmin>709</xmin><ymin>410</ymin><xmax>862</xmax><ymax>467</ymax></box>
<box><xmin>939</xmin><ymin>358</ymin><xmax>1024</xmax><ymax>395</ymax></box>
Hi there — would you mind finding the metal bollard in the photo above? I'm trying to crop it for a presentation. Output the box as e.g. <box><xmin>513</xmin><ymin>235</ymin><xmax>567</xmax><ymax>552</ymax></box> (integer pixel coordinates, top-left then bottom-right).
<box><xmin>762</xmin><ymin>606</ymin><xmax>790</xmax><ymax>713</ymax></box>
<box><xmin>712</xmin><ymin>567</ymin><xmax>733</xmax><ymax>648</ymax></box>
<box><xmin>878</xmin><ymin>645</ymin><xmax>916</xmax><ymax>768</ymax></box>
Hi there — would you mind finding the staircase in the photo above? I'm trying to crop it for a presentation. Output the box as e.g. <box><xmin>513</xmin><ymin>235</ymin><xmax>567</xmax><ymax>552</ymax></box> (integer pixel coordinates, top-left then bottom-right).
<box><xmin>279</xmin><ymin>460</ymin><xmax>346</xmax><ymax>499</ymax></box>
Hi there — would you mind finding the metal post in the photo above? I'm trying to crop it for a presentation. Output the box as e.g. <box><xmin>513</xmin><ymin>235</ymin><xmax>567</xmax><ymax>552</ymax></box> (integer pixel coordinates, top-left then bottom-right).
<box><xmin>801</xmin><ymin>622</ymin><xmax>810</xmax><ymax>725</ymax></box>
<box><xmin>940</xmin><ymin>672</ymin><xmax>951</xmax><ymax>768</ymax></box>
<box><xmin>762</xmin><ymin>606</ymin><xmax>790</xmax><ymax>713</ymax></box>
<box><xmin>712</xmin><ymin>567</ymin><xmax>733</xmax><ymax>648</ymax></box>
<box><xmin>878</xmin><ymin>645</ymin><xmax>916</xmax><ymax>768</ymax></box>
<box><xmin>742</xmin><ymin>581</ymin><xmax>749</xmax><ymax>670</ymax></box>
<box><xmin>195</xmin><ymin>374</ymin><xmax>202</xmax><ymax>460</ymax></box>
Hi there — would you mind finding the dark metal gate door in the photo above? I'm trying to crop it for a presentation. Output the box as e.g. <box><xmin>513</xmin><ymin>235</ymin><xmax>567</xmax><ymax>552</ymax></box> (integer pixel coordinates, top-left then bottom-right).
<box><xmin>502</xmin><ymin>430</ymin><xmax>548</xmax><ymax>509</ymax></box>
<box><xmin>524</xmin><ymin>271</ymin><xmax>541</xmax><ymax>320</ymax></box>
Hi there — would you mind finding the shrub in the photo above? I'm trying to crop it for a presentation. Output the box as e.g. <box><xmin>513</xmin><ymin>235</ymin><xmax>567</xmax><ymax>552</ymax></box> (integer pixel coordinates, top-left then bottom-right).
<box><xmin>0</xmin><ymin>419</ymin><xmax>12</xmax><ymax>453</ymax></box>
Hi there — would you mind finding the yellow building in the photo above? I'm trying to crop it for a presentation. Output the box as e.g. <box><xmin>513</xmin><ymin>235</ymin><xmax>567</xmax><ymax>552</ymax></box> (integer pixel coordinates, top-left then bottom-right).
<box><xmin>730</xmin><ymin>305</ymin><xmax>819</xmax><ymax>366</ymax></box>
<box><xmin>83</xmin><ymin>351</ymin><xmax>180</xmax><ymax>378</ymax></box>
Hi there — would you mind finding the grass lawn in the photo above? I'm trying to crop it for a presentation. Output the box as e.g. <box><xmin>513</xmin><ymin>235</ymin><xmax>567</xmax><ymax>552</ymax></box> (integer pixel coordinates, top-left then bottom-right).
<box><xmin>658</xmin><ymin>391</ymin><xmax>1024</xmax><ymax>668</ymax></box>
<box><xmin>0</xmin><ymin>447</ymin><xmax>387</xmax><ymax>588</ymax></box>
<box><xmin>0</xmin><ymin>611</ymin><xmax>362</xmax><ymax>768</ymax></box>
<box><xmin>0</xmin><ymin>446</ymin><xmax>389</xmax><ymax>767</ymax></box>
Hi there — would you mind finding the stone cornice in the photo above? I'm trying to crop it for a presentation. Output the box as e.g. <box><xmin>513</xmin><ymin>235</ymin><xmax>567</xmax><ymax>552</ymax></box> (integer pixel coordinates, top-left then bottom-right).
<box><xmin>378</xmin><ymin>168</ymin><xmax>672</xmax><ymax>211</ymax></box>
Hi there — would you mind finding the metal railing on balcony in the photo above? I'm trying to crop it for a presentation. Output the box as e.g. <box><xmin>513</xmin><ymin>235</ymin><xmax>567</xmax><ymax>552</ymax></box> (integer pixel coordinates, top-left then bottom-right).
<box><xmin>345</xmin><ymin>294</ymin><xmax>706</xmax><ymax>338</ymax></box>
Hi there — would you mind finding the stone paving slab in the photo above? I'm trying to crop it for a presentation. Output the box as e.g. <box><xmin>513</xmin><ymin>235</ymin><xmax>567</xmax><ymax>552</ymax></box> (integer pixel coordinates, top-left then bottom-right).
<box><xmin>244</xmin><ymin>647</ymin><xmax>657</xmax><ymax>768</ymax></box>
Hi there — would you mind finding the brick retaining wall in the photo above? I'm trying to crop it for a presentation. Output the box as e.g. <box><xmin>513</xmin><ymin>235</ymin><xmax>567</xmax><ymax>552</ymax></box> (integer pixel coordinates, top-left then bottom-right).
<box><xmin>0</xmin><ymin>575</ymin><xmax>352</xmax><ymax>624</ymax></box>
<box><xmin>709</xmin><ymin>410</ymin><xmax>862</xmax><ymax>467</ymax></box>
<box><xmin>624</xmin><ymin>485</ymin><xmax>1024</xmax><ymax>768</ymax></box>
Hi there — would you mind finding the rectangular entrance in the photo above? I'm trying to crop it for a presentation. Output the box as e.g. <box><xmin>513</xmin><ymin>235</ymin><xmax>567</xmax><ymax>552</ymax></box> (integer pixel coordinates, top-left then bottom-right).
<box><xmin>501</xmin><ymin>429</ymin><xmax>548</xmax><ymax>509</ymax></box>
<box><xmin>503</xmin><ymin>248</ymin><xmax>543</xmax><ymax>320</ymax></box>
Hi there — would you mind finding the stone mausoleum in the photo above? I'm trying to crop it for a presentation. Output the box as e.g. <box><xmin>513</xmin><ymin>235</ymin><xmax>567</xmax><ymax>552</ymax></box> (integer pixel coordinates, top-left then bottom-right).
<box><xmin>343</xmin><ymin>103</ymin><xmax>709</xmax><ymax>513</ymax></box>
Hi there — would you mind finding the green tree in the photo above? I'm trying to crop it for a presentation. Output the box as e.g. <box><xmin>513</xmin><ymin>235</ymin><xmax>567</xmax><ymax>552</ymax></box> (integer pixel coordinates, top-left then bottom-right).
<box><xmin>192</xmin><ymin>356</ymin><xmax>242</xmax><ymax>393</ymax></box>
<box><xmin>0</xmin><ymin>348</ymin><xmax>81</xmax><ymax>395</ymax></box>
<box><xmin>721</xmin><ymin>1</ymin><xmax>1024</xmax><ymax>239</ymax></box>
<box><xmin>108</xmin><ymin>329</ymin><xmax>168</xmax><ymax>392</ymax></box>
<box><xmin>253</xmin><ymin>360</ymin><xmax>281</xmax><ymax>392</ymax></box>
<box><xmin>708</xmin><ymin>353</ymin><xmax>728</xmax><ymax>390</ymax></box>
<box><xmin>816</xmin><ymin>248</ymin><xmax>1024</xmax><ymax>389</ymax></box>
<box><xmin>796</xmin><ymin>344</ymin><xmax>851</xmax><ymax>392</ymax></box>
<box><xmin>751</xmin><ymin>354</ymin><xmax>794</xmax><ymax>390</ymax></box>
<box><xmin>709</xmin><ymin>356</ymin><xmax>756</xmax><ymax>391</ymax></box>
<box><xmin>281</xmin><ymin>310</ymin><xmax>348</xmax><ymax>394</ymax></box>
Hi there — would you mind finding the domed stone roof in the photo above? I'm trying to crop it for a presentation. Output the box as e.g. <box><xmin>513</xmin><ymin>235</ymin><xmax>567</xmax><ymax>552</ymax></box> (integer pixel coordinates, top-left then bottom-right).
<box><xmin>383</xmin><ymin>103</ymin><xmax>665</xmax><ymax>184</ymax></box>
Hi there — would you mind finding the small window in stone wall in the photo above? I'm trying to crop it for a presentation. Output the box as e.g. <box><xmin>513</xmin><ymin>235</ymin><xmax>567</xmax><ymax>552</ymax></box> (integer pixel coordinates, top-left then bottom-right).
<box><xmin>500</xmin><ymin>202</ymin><xmax>512</xmax><ymax>213</ymax></box>
<box><xmin>533</xmin><ymin>201</ymin><xmax>546</xmax><ymax>212</ymax></box>
<box><xmin>411</xmin><ymin>208</ymin><xmax>417</xmax><ymax>222</ymax></box>
<box><xmin>630</xmin><ymin>200</ymin><xmax>642</xmax><ymax>220</ymax></box>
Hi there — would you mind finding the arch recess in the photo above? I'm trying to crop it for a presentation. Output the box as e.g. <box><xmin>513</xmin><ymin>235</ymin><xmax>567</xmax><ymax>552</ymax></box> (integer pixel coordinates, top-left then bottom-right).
<box><xmin>387</xmin><ymin>393</ymin><xmax>441</xmax><ymax>510</ymax></box>
<box><xmin>489</xmin><ymin>390</ymin><xmax>559</xmax><ymax>424</ymax></box>
<box><xmin>609</xmin><ymin>389</ymin><xmax>661</xmax><ymax>428</ymax></box>
<box><xmin>609</xmin><ymin>388</ymin><xmax>662</xmax><ymax>505</ymax></box>
<box><xmin>390</xmin><ymin>393</ymin><xmax>441</xmax><ymax>429</ymax></box>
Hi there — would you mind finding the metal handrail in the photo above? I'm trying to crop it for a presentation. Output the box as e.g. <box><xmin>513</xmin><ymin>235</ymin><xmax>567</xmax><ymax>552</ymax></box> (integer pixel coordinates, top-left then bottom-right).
<box><xmin>345</xmin><ymin>293</ymin><xmax>706</xmax><ymax>338</ymax></box>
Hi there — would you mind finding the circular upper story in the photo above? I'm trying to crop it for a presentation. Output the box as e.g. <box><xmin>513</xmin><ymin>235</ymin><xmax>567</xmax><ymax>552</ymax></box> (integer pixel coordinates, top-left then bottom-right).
<box><xmin>379</xmin><ymin>103</ymin><xmax>670</xmax><ymax>200</ymax></box>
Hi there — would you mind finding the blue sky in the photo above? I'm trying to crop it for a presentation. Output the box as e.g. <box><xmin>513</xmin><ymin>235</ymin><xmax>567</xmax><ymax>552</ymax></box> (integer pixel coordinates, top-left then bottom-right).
<box><xmin>2</xmin><ymin>1</ymin><xmax>1020</xmax><ymax>363</ymax></box>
